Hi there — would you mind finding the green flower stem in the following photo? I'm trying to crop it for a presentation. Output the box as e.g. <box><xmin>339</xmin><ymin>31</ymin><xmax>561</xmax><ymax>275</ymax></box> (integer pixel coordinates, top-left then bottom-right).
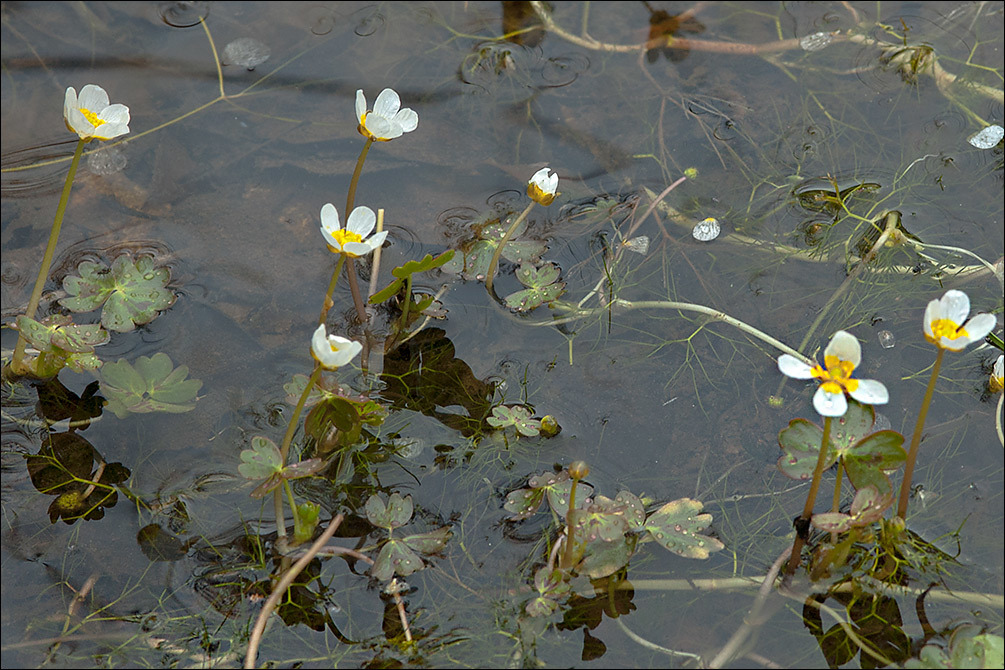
<box><xmin>831</xmin><ymin>461</ymin><xmax>844</xmax><ymax>513</ymax></box>
<box><xmin>786</xmin><ymin>415</ymin><xmax>833</xmax><ymax>576</ymax></box>
<box><xmin>272</xmin><ymin>366</ymin><xmax>323</xmax><ymax>540</ymax></box>
<box><xmin>318</xmin><ymin>255</ymin><xmax>345</xmax><ymax>325</ymax></box>
<box><xmin>896</xmin><ymin>347</ymin><xmax>945</xmax><ymax>519</ymax></box>
<box><xmin>561</xmin><ymin>473</ymin><xmax>582</xmax><ymax>571</ymax></box>
<box><xmin>341</xmin><ymin>138</ymin><xmax>374</xmax><ymax>324</ymax></box>
<box><xmin>11</xmin><ymin>138</ymin><xmax>87</xmax><ymax>375</ymax></box>
<box><xmin>484</xmin><ymin>201</ymin><xmax>536</xmax><ymax>298</ymax></box>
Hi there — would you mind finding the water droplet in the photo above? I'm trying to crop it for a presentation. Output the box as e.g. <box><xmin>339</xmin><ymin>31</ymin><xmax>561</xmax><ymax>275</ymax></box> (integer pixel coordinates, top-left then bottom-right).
<box><xmin>674</xmin><ymin>524</ymin><xmax>683</xmax><ymax>532</ymax></box>
<box><xmin>158</xmin><ymin>1</ymin><xmax>210</xmax><ymax>28</ymax></box>
<box><xmin>222</xmin><ymin>38</ymin><xmax>271</xmax><ymax>71</ymax></box>
<box><xmin>692</xmin><ymin>217</ymin><xmax>720</xmax><ymax>242</ymax></box>
<box><xmin>800</xmin><ymin>31</ymin><xmax>834</xmax><ymax>51</ymax></box>
<box><xmin>878</xmin><ymin>330</ymin><xmax>896</xmax><ymax>349</ymax></box>
<box><xmin>968</xmin><ymin>124</ymin><xmax>1004</xmax><ymax>149</ymax></box>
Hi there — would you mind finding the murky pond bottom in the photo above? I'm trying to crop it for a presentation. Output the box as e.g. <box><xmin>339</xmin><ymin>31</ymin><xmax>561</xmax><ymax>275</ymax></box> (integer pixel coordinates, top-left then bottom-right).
<box><xmin>3</xmin><ymin>2</ymin><xmax>1002</xmax><ymax>668</ymax></box>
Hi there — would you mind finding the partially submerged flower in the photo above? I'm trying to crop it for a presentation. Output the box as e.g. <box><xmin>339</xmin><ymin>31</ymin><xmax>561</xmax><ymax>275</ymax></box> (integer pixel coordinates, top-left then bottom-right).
<box><xmin>355</xmin><ymin>88</ymin><xmax>418</xmax><ymax>141</ymax></box>
<box><xmin>778</xmin><ymin>330</ymin><xmax>889</xmax><ymax>417</ymax></box>
<box><xmin>64</xmin><ymin>84</ymin><xmax>130</xmax><ymax>141</ymax></box>
<box><xmin>311</xmin><ymin>324</ymin><xmax>362</xmax><ymax>370</ymax></box>
<box><xmin>527</xmin><ymin>167</ymin><xmax>559</xmax><ymax>206</ymax></box>
<box><xmin>923</xmin><ymin>289</ymin><xmax>995</xmax><ymax>352</ymax></box>
<box><xmin>319</xmin><ymin>203</ymin><xmax>387</xmax><ymax>258</ymax></box>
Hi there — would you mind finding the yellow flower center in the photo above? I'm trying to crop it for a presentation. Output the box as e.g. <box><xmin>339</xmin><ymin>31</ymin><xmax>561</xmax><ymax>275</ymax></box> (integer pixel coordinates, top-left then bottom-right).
<box><xmin>80</xmin><ymin>107</ymin><xmax>106</xmax><ymax>128</ymax></box>
<box><xmin>928</xmin><ymin>318</ymin><xmax>968</xmax><ymax>342</ymax></box>
<box><xmin>332</xmin><ymin>229</ymin><xmax>363</xmax><ymax>247</ymax></box>
<box><xmin>810</xmin><ymin>354</ymin><xmax>859</xmax><ymax>394</ymax></box>
<box><xmin>527</xmin><ymin>182</ymin><xmax>556</xmax><ymax>206</ymax></box>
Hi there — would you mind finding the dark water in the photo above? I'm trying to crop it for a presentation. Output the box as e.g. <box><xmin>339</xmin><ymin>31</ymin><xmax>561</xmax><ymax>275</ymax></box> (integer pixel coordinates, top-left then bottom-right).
<box><xmin>2</xmin><ymin>2</ymin><xmax>1002</xmax><ymax>667</ymax></box>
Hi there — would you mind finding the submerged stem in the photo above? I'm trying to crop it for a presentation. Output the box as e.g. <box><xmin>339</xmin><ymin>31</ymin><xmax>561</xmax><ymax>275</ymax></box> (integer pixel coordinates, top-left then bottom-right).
<box><xmin>11</xmin><ymin>138</ymin><xmax>86</xmax><ymax>375</ymax></box>
<box><xmin>272</xmin><ymin>366</ymin><xmax>323</xmax><ymax>541</ymax></box>
<box><xmin>897</xmin><ymin>348</ymin><xmax>945</xmax><ymax>519</ymax></box>
<box><xmin>786</xmin><ymin>415</ymin><xmax>833</xmax><ymax>576</ymax></box>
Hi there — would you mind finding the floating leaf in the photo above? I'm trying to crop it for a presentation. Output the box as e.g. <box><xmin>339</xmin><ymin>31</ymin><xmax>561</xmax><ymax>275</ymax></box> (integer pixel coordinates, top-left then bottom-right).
<box><xmin>812</xmin><ymin>486</ymin><xmax>891</xmax><ymax>533</ymax></box>
<box><xmin>504</xmin><ymin>263</ymin><xmax>566</xmax><ymax>311</ymax></box>
<box><xmin>96</xmin><ymin>353</ymin><xmax>202</xmax><ymax>418</ymax></box>
<box><xmin>504</xmin><ymin>470</ymin><xmax>593</xmax><ymax>521</ymax></box>
<box><xmin>487</xmin><ymin>404</ymin><xmax>541</xmax><ymax>436</ymax></box>
<box><xmin>525</xmin><ymin>567</ymin><xmax>570</xmax><ymax>617</ymax></box>
<box><xmin>371</xmin><ymin>538</ymin><xmax>424</xmax><ymax>582</ymax></box>
<box><xmin>14</xmin><ymin>315</ymin><xmax>109</xmax><ymax>376</ymax></box>
<box><xmin>238</xmin><ymin>435</ymin><xmax>283</xmax><ymax>481</ymax></box>
<box><xmin>61</xmin><ymin>254</ymin><xmax>176</xmax><ymax>332</ymax></box>
<box><xmin>401</xmin><ymin>526</ymin><xmax>452</xmax><ymax>554</ymax></box>
<box><xmin>365</xmin><ymin>492</ymin><xmax>414</xmax><ymax>530</ymax></box>
<box><xmin>643</xmin><ymin>498</ymin><xmax>724</xmax><ymax>559</ymax></box>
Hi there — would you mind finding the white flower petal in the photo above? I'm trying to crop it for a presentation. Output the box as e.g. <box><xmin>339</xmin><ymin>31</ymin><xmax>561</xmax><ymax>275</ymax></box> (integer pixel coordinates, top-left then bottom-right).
<box><xmin>850</xmin><ymin>379</ymin><xmax>888</xmax><ymax>406</ymax></box>
<box><xmin>373</xmin><ymin>88</ymin><xmax>401</xmax><ymax>117</ymax></box>
<box><xmin>346</xmin><ymin>206</ymin><xmax>376</xmax><ymax>237</ymax></box>
<box><xmin>940</xmin><ymin>290</ymin><xmax>970</xmax><ymax>326</ymax></box>
<box><xmin>962</xmin><ymin>313</ymin><xmax>996</xmax><ymax>343</ymax></box>
<box><xmin>98</xmin><ymin>103</ymin><xmax>130</xmax><ymax>125</ymax></box>
<box><xmin>826</xmin><ymin>330</ymin><xmax>860</xmax><ymax>367</ymax></box>
<box><xmin>393</xmin><ymin>108</ymin><xmax>418</xmax><ymax>132</ymax></box>
<box><xmin>368</xmin><ymin>230</ymin><xmax>389</xmax><ymax>248</ymax></box>
<box><xmin>77</xmin><ymin>84</ymin><xmax>110</xmax><ymax>111</ymax></box>
<box><xmin>777</xmin><ymin>354</ymin><xmax>814</xmax><ymax>379</ymax></box>
<box><xmin>341</xmin><ymin>241</ymin><xmax>375</xmax><ymax>257</ymax></box>
<box><xmin>365</xmin><ymin>115</ymin><xmax>394</xmax><ymax>139</ymax></box>
<box><xmin>813</xmin><ymin>386</ymin><xmax>848</xmax><ymax>417</ymax></box>
<box><xmin>311</xmin><ymin>325</ymin><xmax>362</xmax><ymax>369</ymax></box>
<box><xmin>355</xmin><ymin>89</ymin><xmax>367</xmax><ymax>124</ymax></box>
<box><xmin>923</xmin><ymin>299</ymin><xmax>939</xmax><ymax>339</ymax></box>
<box><xmin>320</xmin><ymin>203</ymin><xmax>341</xmax><ymax>231</ymax></box>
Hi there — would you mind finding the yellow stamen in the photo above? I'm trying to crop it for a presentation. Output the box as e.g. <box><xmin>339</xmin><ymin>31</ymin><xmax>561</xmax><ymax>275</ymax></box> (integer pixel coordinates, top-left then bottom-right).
<box><xmin>333</xmin><ymin>229</ymin><xmax>363</xmax><ymax>247</ymax></box>
<box><xmin>929</xmin><ymin>318</ymin><xmax>968</xmax><ymax>342</ymax></box>
<box><xmin>80</xmin><ymin>107</ymin><xmax>106</xmax><ymax>128</ymax></box>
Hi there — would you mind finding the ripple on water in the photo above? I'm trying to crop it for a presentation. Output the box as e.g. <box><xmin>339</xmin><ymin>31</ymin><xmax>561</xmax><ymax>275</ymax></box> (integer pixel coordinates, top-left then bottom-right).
<box><xmin>157</xmin><ymin>1</ymin><xmax>210</xmax><ymax>28</ymax></box>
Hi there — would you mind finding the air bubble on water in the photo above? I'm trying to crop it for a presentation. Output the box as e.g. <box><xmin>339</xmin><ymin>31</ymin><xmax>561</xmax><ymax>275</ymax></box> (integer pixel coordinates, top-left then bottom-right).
<box><xmin>968</xmin><ymin>124</ymin><xmax>1004</xmax><ymax>149</ymax></box>
<box><xmin>389</xmin><ymin>437</ymin><xmax>425</xmax><ymax>460</ymax></box>
<box><xmin>877</xmin><ymin>330</ymin><xmax>896</xmax><ymax>349</ymax></box>
<box><xmin>158</xmin><ymin>1</ymin><xmax>210</xmax><ymax>28</ymax></box>
<box><xmin>87</xmin><ymin>146</ymin><xmax>127</xmax><ymax>176</ymax></box>
<box><xmin>800</xmin><ymin>32</ymin><xmax>834</xmax><ymax>52</ymax></box>
<box><xmin>692</xmin><ymin>217</ymin><xmax>720</xmax><ymax>242</ymax></box>
<box><xmin>222</xmin><ymin>38</ymin><xmax>271</xmax><ymax>71</ymax></box>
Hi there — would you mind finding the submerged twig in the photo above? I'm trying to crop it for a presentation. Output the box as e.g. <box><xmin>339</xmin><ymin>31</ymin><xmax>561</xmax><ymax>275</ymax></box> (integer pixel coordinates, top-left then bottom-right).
<box><xmin>245</xmin><ymin>514</ymin><xmax>344</xmax><ymax>669</ymax></box>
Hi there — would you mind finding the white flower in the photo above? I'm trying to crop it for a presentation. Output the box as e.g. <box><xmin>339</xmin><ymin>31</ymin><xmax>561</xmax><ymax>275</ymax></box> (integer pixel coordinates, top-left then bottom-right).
<box><xmin>778</xmin><ymin>330</ymin><xmax>889</xmax><ymax>417</ymax></box>
<box><xmin>355</xmin><ymin>88</ymin><xmax>418</xmax><ymax>141</ymax></box>
<box><xmin>311</xmin><ymin>324</ymin><xmax>362</xmax><ymax>370</ymax></box>
<box><xmin>319</xmin><ymin>203</ymin><xmax>387</xmax><ymax>258</ymax></box>
<box><xmin>64</xmin><ymin>84</ymin><xmax>130</xmax><ymax>141</ymax></box>
<box><xmin>527</xmin><ymin>167</ymin><xmax>559</xmax><ymax>206</ymax></box>
<box><xmin>922</xmin><ymin>289</ymin><xmax>996</xmax><ymax>352</ymax></box>
<box><xmin>991</xmin><ymin>354</ymin><xmax>1004</xmax><ymax>393</ymax></box>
